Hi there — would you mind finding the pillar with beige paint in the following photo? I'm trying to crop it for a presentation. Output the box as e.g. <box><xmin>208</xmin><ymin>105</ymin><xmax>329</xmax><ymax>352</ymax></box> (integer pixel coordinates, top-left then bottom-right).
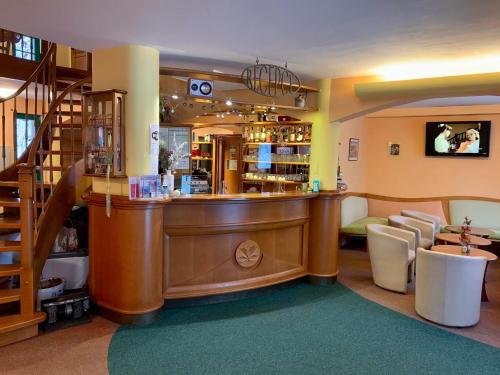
<box><xmin>90</xmin><ymin>45</ymin><xmax>159</xmax><ymax>195</ymax></box>
<box><xmin>308</xmin><ymin>78</ymin><xmax>340</xmax><ymax>191</ymax></box>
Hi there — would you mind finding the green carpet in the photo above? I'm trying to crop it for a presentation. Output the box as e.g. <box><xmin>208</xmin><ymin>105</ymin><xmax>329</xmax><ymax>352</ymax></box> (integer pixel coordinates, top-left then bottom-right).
<box><xmin>108</xmin><ymin>283</ymin><xmax>500</xmax><ymax>374</ymax></box>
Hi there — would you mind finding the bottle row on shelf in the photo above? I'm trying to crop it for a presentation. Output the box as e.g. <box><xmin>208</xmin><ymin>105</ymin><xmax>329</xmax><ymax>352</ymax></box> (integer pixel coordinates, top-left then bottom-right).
<box><xmin>243</xmin><ymin>153</ymin><xmax>310</xmax><ymax>163</ymax></box>
<box><xmin>242</xmin><ymin>124</ymin><xmax>312</xmax><ymax>144</ymax></box>
<box><xmin>87</xmin><ymin>114</ymin><xmax>115</xmax><ymax>127</ymax></box>
<box><xmin>242</xmin><ymin>172</ymin><xmax>309</xmax><ymax>183</ymax></box>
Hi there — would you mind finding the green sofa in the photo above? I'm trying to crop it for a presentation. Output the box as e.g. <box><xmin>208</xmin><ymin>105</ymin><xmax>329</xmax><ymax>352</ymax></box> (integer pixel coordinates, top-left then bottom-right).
<box><xmin>340</xmin><ymin>196</ymin><xmax>388</xmax><ymax>236</ymax></box>
<box><xmin>449</xmin><ymin>200</ymin><xmax>500</xmax><ymax>241</ymax></box>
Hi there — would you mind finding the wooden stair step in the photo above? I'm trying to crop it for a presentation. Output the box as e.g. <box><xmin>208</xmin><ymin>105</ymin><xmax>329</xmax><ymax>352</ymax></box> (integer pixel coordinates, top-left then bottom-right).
<box><xmin>38</xmin><ymin>150</ymin><xmax>83</xmax><ymax>156</ymax></box>
<box><xmin>0</xmin><ymin>240</ymin><xmax>21</xmax><ymax>252</ymax></box>
<box><xmin>52</xmin><ymin>123</ymin><xmax>83</xmax><ymax>128</ymax></box>
<box><xmin>52</xmin><ymin>136</ymin><xmax>82</xmax><ymax>141</ymax></box>
<box><xmin>0</xmin><ymin>197</ymin><xmax>21</xmax><ymax>208</ymax></box>
<box><xmin>35</xmin><ymin>165</ymin><xmax>64</xmax><ymax>171</ymax></box>
<box><xmin>52</xmin><ymin>111</ymin><xmax>82</xmax><ymax>117</ymax></box>
<box><xmin>0</xmin><ymin>216</ymin><xmax>20</xmax><ymax>229</ymax></box>
<box><xmin>0</xmin><ymin>181</ymin><xmax>19</xmax><ymax>188</ymax></box>
<box><xmin>0</xmin><ymin>198</ymin><xmax>42</xmax><ymax>209</ymax></box>
<box><xmin>0</xmin><ymin>312</ymin><xmax>46</xmax><ymax>335</ymax></box>
<box><xmin>61</xmin><ymin>99</ymin><xmax>82</xmax><ymax>105</ymax></box>
<box><xmin>0</xmin><ymin>264</ymin><xmax>21</xmax><ymax>277</ymax></box>
<box><xmin>0</xmin><ymin>289</ymin><xmax>20</xmax><ymax>304</ymax></box>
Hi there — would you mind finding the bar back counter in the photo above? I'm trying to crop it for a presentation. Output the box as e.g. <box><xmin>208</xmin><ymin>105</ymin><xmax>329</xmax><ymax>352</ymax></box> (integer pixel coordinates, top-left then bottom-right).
<box><xmin>86</xmin><ymin>191</ymin><xmax>342</xmax><ymax>323</ymax></box>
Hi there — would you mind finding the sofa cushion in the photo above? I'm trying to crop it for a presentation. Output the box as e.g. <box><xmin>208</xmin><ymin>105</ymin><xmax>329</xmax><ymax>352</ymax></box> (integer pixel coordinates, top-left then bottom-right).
<box><xmin>489</xmin><ymin>230</ymin><xmax>500</xmax><ymax>241</ymax></box>
<box><xmin>341</xmin><ymin>196</ymin><xmax>369</xmax><ymax>227</ymax></box>
<box><xmin>341</xmin><ymin>217</ymin><xmax>388</xmax><ymax>235</ymax></box>
<box><xmin>449</xmin><ymin>200</ymin><xmax>500</xmax><ymax>230</ymax></box>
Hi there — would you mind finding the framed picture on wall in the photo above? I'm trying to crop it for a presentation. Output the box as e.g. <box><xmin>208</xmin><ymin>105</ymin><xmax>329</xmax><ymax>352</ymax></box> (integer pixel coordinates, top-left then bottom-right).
<box><xmin>388</xmin><ymin>142</ymin><xmax>400</xmax><ymax>158</ymax></box>
<box><xmin>348</xmin><ymin>138</ymin><xmax>359</xmax><ymax>161</ymax></box>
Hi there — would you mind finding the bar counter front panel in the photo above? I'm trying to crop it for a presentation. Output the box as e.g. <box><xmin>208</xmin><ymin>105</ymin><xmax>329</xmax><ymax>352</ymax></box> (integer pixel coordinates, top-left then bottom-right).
<box><xmin>163</xmin><ymin>194</ymin><xmax>311</xmax><ymax>299</ymax></box>
<box><xmin>87</xmin><ymin>192</ymin><xmax>342</xmax><ymax>323</ymax></box>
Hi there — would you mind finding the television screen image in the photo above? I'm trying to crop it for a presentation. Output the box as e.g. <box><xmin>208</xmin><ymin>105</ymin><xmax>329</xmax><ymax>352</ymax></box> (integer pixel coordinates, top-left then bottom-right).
<box><xmin>425</xmin><ymin>121</ymin><xmax>491</xmax><ymax>157</ymax></box>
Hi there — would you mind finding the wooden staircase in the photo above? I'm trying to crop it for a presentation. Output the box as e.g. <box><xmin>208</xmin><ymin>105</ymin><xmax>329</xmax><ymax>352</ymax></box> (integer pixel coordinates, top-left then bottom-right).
<box><xmin>0</xmin><ymin>39</ymin><xmax>91</xmax><ymax>346</ymax></box>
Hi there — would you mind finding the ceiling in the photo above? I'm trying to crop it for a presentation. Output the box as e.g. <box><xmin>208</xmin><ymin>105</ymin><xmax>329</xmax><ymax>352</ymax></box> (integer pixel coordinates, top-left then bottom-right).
<box><xmin>2</xmin><ymin>1</ymin><xmax>500</xmax><ymax>80</ymax></box>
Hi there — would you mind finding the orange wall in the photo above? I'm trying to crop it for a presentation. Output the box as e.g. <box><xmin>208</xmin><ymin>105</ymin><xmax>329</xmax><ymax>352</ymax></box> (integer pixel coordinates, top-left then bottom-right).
<box><xmin>340</xmin><ymin>105</ymin><xmax>500</xmax><ymax>198</ymax></box>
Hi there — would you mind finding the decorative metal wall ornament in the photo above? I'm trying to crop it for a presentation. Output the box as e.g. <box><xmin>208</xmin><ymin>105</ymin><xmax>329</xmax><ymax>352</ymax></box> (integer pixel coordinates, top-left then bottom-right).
<box><xmin>241</xmin><ymin>58</ymin><xmax>301</xmax><ymax>97</ymax></box>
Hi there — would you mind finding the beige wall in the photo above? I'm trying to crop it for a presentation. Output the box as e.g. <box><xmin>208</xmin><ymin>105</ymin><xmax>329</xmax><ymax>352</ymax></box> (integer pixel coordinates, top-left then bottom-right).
<box><xmin>340</xmin><ymin>105</ymin><xmax>500</xmax><ymax>198</ymax></box>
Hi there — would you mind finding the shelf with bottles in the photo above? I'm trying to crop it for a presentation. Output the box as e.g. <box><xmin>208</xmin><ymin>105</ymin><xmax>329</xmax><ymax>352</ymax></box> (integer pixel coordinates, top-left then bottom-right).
<box><xmin>192</xmin><ymin>156</ymin><xmax>213</xmax><ymax>161</ymax></box>
<box><xmin>242</xmin><ymin>172</ymin><xmax>308</xmax><ymax>185</ymax></box>
<box><xmin>82</xmin><ymin>89</ymin><xmax>126</xmax><ymax>177</ymax></box>
<box><xmin>242</xmin><ymin>123</ymin><xmax>312</xmax><ymax>144</ymax></box>
<box><xmin>191</xmin><ymin>133</ymin><xmax>216</xmax><ymax>193</ymax></box>
<box><xmin>244</xmin><ymin>142</ymin><xmax>311</xmax><ymax>146</ymax></box>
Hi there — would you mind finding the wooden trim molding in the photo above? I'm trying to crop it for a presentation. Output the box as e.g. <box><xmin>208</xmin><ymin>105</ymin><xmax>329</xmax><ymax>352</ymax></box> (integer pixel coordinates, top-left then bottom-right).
<box><xmin>341</xmin><ymin>192</ymin><xmax>500</xmax><ymax>203</ymax></box>
<box><xmin>84</xmin><ymin>192</ymin><xmax>169</xmax><ymax>209</ymax></box>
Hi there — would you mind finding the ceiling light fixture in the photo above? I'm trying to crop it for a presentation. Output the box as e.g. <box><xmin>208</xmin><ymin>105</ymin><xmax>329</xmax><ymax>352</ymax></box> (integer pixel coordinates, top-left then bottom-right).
<box><xmin>225</xmin><ymin>98</ymin><xmax>233</xmax><ymax>106</ymax></box>
<box><xmin>171</xmin><ymin>94</ymin><xmax>179</xmax><ymax>100</ymax></box>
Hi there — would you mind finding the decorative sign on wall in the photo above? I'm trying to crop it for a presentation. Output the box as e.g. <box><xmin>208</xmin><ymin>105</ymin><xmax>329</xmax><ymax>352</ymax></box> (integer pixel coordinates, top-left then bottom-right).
<box><xmin>150</xmin><ymin>123</ymin><xmax>160</xmax><ymax>174</ymax></box>
<box><xmin>241</xmin><ymin>59</ymin><xmax>301</xmax><ymax>97</ymax></box>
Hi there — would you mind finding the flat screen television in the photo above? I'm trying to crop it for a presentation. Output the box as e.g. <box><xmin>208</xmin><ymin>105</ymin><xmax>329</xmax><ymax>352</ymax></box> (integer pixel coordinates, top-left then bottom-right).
<box><xmin>425</xmin><ymin>121</ymin><xmax>491</xmax><ymax>157</ymax></box>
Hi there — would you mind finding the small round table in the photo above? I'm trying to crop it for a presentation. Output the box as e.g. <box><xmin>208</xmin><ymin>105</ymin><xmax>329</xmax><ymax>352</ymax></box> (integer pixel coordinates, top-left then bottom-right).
<box><xmin>444</xmin><ymin>225</ymin><xmax>494</xmax><ymax>238</ymax></box>
<box><xmin>435</xmin><ymin>232</ymin><xmax>492</xmax><ymax>247</ymax></box>
<box><xmin>431</xmin><ymin>245</ymin><xmax>497</xmax><ymax>301</ymax></box>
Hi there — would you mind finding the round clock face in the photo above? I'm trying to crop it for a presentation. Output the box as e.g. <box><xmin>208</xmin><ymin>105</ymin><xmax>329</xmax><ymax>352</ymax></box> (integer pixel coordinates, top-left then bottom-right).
<box><xmin>199</xmin><ymin>82</ymin><xmax>212</xmax><ymax>95</ymax></box>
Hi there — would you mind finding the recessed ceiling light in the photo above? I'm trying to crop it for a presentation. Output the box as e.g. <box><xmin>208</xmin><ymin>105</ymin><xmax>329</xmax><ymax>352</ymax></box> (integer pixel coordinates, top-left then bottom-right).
<box><xmin>225</xmin><ymin>99</ymin><xmax>233</xmax><ymax>106</ymax></box>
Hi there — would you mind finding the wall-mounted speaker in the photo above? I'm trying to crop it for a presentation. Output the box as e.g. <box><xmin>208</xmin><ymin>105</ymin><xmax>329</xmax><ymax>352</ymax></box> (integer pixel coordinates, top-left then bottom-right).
<box><xmin>188</xmin><ymin>79</ymin><xmax>214</xmax><ymax>98</ymax></box>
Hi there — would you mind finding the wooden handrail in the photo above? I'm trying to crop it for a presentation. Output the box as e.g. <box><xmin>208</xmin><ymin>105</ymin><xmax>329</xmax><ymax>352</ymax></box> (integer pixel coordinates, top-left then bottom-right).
<box><xmin>0</xmin><ymin>43</ymin><xmax>56</xmax><ymax>104</ymax></box>
<box><xmin>27</xmin><ymin>76</ymin><xmax>91</xmax><ymax>166</ymax></box>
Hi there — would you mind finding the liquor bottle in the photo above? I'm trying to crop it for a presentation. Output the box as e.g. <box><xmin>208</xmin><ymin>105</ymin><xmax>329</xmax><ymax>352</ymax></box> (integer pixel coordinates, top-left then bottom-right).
<box><xmin>283</xmin><ymin>128</ymin><xmax>289</xmax><ymax>143</ymax></box>
<box><xmin>271</xmin><ymin>128</ymin><xmax>278</xmax><ymax>143</ymax></box>
<box><xmin>296</xmin><ymin>127</ymin><xmax>304</xmax><ymax>142</ymax></box>
<box><xmin>266</xmin><ymin>128</ymin><xmax>271</xmax><ymax>143</ymax></box>
<box><xmin>262</xmin><ymin>112</ymin><xmax>268</xmax><ymax>121</ymax></box>
<box><xmin>249</xmin><ymin>127</ymin><xmax>254</xmax><ymax>142</ymax></box>
<box><xmin>289</xmin><ymin>127</ymin><xmax>296</xmax><ymax>142</ymax></box>
<box><xmin>304</xmin><ymin>126</ymin><xmax>311</xmax><ymax>142</ymax></box>
<box><xmin>260</xmin><ymin>127</ymin><xmax>266</xmax><ymax>142</ymax></box>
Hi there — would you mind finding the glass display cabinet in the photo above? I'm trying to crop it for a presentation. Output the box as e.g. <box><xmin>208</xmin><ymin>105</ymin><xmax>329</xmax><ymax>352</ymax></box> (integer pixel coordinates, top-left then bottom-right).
<box><xmin>241</xmin><ymin>121</ymin><xmax>311</xmax><ymax>192</ymax></box>
<box><xmin>82</xmin><ymin>89</ymin><xmax>126</xmax><ymax>177</ymax></box>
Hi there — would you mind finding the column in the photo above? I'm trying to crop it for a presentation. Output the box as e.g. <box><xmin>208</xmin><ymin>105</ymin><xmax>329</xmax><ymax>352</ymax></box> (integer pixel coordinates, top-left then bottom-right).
<box><xmin>307</xmin><ymin>78</ymin><xmax>343</xmax><ymax>283</ymax></box>
<box><xmin>91</xmin><ymin>45</ymin><xmax>159</xmax><ymax>194</ymax></box>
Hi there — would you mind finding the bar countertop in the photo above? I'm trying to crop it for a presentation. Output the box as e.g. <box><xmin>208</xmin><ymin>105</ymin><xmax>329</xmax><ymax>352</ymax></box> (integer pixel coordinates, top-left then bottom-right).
<box><xmin>169</xmin><ymin>191</ymin><xmax>318</xmax><ymax>203</ymax></box>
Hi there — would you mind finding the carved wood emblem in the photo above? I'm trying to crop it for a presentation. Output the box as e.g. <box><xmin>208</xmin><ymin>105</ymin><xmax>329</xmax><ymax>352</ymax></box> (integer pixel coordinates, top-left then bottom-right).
<box><xmin>235</xmin><ymin>240</ymin><xmax>262</xmax><ymax>268</ymax></box>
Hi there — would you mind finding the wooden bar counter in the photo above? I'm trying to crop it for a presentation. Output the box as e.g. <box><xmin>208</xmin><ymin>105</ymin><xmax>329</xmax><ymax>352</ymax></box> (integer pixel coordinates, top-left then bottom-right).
<box><xmin>86</xmin><ymin>191</ymin><xmax>343</xmax><ymax>323</ymax></box>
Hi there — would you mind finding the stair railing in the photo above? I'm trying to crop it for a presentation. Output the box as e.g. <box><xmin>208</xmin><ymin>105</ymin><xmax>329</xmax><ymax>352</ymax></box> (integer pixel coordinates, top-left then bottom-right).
<box><xmin>0</xmin><ymin>43</ymin><xmax>57</xmax><ymax>174</ymax></box>
<box><xmin>18</xmin><ymin>76</ymin><xmax>90</xmax><ymax>296</ymax></box>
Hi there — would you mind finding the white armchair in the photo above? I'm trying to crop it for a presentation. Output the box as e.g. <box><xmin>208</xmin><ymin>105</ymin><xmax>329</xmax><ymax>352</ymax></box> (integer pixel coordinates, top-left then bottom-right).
<box><xmin>401</xmin><ymin>210</ymin><xmax>441</xmax><ymax>234</ymax></box>
<box><xmin>389</xmin><ymin>215</ymin><xmax>435</xmax><ymax>249</ymax></box>
<box><xmin>366</xmin><ymin>224</ymin><xmax>416</xmax><ymax>293</ymax></box>
<box><xmin>415</xmin><ymin>248</ymin><xmax>486</xmax><ymax>327</ymax></box>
